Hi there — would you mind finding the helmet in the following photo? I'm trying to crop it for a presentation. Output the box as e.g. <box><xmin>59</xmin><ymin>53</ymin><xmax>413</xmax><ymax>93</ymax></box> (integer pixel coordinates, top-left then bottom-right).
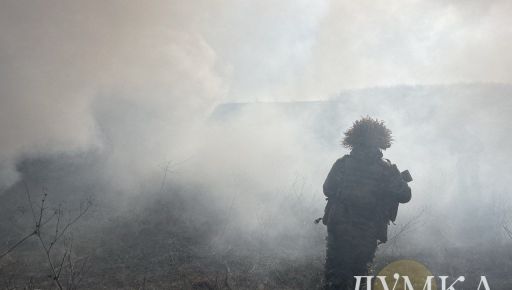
<box><xmin>342</xmin><ymin>116</ymin><xmax>393</xmax><ymax>150</ymax></box>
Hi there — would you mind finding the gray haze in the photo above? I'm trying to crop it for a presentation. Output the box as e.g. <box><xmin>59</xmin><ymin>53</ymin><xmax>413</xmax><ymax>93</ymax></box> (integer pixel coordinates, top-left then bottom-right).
<box><xmin>1</xmin><ymin>1</ymin><xmax>512</xmax><ymax>256</ymax></box>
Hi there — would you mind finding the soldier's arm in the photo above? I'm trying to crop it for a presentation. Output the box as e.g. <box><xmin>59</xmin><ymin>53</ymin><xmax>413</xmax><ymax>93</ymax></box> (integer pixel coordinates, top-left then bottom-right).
<box><xmin>385</xmin><ymin>162</ymin><xmax>412</xmax><ymax>203</ymax></box>
<box><xmin>323</xmin><ymin>156</ymin><xmax>346</xmax><ymax>197</ymax></box>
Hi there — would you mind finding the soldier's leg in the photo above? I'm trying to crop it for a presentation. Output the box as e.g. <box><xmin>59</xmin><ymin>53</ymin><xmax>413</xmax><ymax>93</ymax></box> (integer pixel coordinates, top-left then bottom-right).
<box><xmin>325</xmin><ymin>225</ymin><xmax>354</xmax><ymax>290</ymax></box>
<box><xmin>351</xmin><ymin>236</ymin><xmax>378</xmax><ymax>289</ymax></box>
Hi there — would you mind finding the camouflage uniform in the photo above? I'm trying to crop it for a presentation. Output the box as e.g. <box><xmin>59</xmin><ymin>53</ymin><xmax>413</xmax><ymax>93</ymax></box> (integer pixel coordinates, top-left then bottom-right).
<box><xmin>323</xmin><ymin>147</ymin><xmax>411</xmax><ymax>290</ymax></box>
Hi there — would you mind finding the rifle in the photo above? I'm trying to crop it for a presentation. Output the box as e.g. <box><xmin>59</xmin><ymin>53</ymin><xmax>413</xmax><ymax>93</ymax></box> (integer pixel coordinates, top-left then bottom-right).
<box><xmin>387</xmin><ymin>169</ymin><xmax>412</xmax><ymax>223</ymax></box>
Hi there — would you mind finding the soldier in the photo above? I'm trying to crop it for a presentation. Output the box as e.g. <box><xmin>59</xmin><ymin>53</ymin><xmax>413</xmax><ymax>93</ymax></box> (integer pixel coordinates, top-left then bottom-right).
<box><xmin>322</xmin><ymin>117</ymin><xmax>412</xmax><ymax>290</ymax></box>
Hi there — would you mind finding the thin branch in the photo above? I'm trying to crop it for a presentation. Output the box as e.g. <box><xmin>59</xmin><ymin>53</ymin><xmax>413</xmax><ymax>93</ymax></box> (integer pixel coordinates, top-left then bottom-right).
<box><xmin>0</xmin><ymin>230</ymin><xmax>37</xmax><ymax>259</ymax></box>
<box><xmin>23</xmin><ymin>182</ymin><xmax>37</xmax><ymax>225</ymax></box>
<box><xmin>1</xmin><ymin>185</ymin><xmax>92</xmax><ymax>290</ymax></box>
<box><xmin>56</xmin><ymin>248</ymin><xmax>68</xmax><ymax>279</ymax></box>
<box><xmin>53</xmin><ymin>201</ymin><xmax>91</xmax><ymax>243</ymax></box>
<box><xmin>35</xmin><ymin>232</ymin><xmax>63</xmax><ymax>290</ymax></box>
<box><xmin>0</xmin><ymin>187</ymin><xmax>52</xmax><ymax>260</ymax></box>
<box><xmin>35</xmin><ymin>189</ymin><xmax>48</xmax><ymax>235</ymax></box>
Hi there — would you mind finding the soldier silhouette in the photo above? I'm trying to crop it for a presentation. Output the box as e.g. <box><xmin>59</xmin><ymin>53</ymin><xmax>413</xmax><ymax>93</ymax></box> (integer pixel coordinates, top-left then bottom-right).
<box><xmin>322</xmin><ymin>117</ymin><xmax>412</xmax><ymax>290</ymax></box>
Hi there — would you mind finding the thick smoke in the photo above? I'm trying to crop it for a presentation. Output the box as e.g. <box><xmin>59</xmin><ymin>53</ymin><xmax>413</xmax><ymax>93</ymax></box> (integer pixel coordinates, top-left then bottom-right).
<box><xmin>194</xmin><ymin>86</ymin><xmax>512</xmax><ymax>253</ymax></box>
<box><xmin>0</xmin><ymin>0</ymin><xmax>327</xmax><ymax>189</ymax></box>
<box><xmin>0</xmin><ymin>1</ymin><xmax>228</xmax><ymax>188</ymax></box>
<box><xmin>1</xmin><ymin>1</ymin><xmax>512</xmax><ymax>258</ymax></box>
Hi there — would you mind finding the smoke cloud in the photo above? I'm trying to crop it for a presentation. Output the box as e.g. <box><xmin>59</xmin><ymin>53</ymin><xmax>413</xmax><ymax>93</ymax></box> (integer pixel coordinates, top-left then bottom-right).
<box><xmin>1</xmin><ymin>1</ymin><xmax>512</xmax><ymax>256</ymax></box>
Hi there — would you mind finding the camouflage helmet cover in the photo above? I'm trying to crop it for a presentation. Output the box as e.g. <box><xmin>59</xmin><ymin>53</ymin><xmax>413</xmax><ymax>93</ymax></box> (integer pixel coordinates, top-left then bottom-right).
<box><xmin>342</xmin><ymin>116</ymin><xmax>393</xmax><ymax>150</ymax></box>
